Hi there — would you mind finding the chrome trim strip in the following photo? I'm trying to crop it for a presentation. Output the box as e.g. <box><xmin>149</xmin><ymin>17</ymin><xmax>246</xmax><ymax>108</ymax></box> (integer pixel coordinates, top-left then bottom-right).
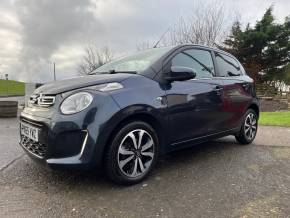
<box><xmin>80</xmin><ymin>130</ymin><xmax>89</xmax><ymax>156</ymax></box>
<box><xmin>20</xmin><ymin>118</ymin><xmax>43</xmax><ymax>128</ymax></box>
<box><xmin>38</xmin><ymin>96</ymin><xmax>55</xmax><ymax>106</ymax></box>
<box><xmin>29</xmin><ymin>93</ymin><xmax>56</xmax><ymax>107</ymax></box>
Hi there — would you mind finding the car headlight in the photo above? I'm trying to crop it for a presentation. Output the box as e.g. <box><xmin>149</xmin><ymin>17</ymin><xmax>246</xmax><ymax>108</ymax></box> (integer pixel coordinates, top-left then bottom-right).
<box><xmin>60</xmin><ymin>92</ymin><xmax>93</xmax><ymax>115</ymax></box>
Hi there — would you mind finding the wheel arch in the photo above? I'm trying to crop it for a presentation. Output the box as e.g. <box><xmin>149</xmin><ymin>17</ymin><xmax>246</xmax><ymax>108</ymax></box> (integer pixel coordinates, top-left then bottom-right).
<box><xmin>101</xmin><ymin>111</ymin><xmax>166</xmax><ymax>163</ymax></box>
<box><xmin>247</xmin><ymin>103</ymin><xmax>260</xmax><ymax>118</ymax></box>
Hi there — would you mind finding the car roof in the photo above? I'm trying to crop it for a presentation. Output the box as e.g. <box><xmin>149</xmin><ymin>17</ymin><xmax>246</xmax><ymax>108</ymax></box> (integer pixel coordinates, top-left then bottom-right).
<box><xmin>171</xmin><ymin>44</ymin><xmax>235</xmax><ymax>58</ymax></box>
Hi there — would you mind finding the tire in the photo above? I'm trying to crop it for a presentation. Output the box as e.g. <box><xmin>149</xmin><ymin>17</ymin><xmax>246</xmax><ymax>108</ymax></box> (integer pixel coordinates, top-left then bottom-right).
<box><xmin>105</xmin><ymin>121</ymin><xmax>159</xmax><ymax>185</ymax></box>
<box><xmin>235</xmin><ymin>109</ymin><xmax>258</xmax><ymax>145</ymax></box>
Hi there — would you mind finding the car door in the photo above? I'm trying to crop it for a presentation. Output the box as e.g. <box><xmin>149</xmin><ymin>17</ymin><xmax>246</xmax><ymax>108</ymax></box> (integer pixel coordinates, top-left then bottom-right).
<box><xmin>214</xmin><ymin>52</ymin><xmax>254</xmax><ymax>129</ymax></box>
<box><xmin>164</xmin><ymin>48</ymin><xmax>226</xmax><ymax>145</ymax></box>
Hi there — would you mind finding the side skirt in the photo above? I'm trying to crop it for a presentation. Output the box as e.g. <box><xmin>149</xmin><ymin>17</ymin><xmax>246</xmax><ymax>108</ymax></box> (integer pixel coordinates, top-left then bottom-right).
<box><xmin>166</xmin><ymin>127</ymin><xmax>240</xmax><ymax>152</ymax></box>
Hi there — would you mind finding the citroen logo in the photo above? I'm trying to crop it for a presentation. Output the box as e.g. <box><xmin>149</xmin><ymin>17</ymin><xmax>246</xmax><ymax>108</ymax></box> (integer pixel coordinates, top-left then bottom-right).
<box><xmin>29</xmin><ymin>93</ymin><xmax>43</xmax><ymax>105</ymax></box>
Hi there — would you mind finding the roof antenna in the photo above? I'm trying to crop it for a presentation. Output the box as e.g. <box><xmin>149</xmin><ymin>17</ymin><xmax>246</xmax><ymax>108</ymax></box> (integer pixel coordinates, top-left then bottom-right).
<box><xmin>153</xmin><ymin>27</ymin><xmax>170</xmax><ymax>48</ymax></box>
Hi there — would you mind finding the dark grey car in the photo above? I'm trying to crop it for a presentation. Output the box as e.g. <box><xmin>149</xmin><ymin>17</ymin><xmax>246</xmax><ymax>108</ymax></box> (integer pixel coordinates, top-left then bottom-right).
<box><xmin>20</xmin><ymin>44</ymin><xmax>259</xmax><ymax>185</ymax></box>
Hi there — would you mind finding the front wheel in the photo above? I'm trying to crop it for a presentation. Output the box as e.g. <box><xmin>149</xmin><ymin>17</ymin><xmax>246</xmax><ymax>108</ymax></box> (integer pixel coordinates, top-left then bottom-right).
<box><xmin>235</xmin><ymin>109</ymin><xmax>258</xmax><ymax>145</ymax></box>
<box><xmin>105</xmin><ymin>121</ymin><xmax>158</xmax><ymax>185</ymax></box>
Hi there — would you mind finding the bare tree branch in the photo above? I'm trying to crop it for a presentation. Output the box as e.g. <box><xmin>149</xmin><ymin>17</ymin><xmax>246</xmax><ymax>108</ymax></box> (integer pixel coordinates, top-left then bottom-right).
<box><xmin>138</xmin><ymin>1</ymin><xmax>230</xmax><ymax>50</ymax></box>
<box><xmin>163</xmin><ymin>1</ymin><xmax>227</xmax><ymax>47</ymax></box>
<box><xmin>78</xmin><ymin>45</ymin><xmax>114</xmax><ymax>75</ymax></box>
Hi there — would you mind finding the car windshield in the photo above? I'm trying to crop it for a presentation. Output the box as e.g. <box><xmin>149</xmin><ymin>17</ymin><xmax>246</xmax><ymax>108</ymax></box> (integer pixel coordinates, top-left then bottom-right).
<box><xmin>91</xmin><ymin>46</ymin><xmax>173</xmax><ymax>74</ymax></box>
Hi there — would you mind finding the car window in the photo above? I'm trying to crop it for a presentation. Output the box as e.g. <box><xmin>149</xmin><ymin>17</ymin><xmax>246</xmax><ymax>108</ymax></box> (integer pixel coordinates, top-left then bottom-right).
<box><xmin>92</xmin><ymin>46</ymin><xmax>174</xmax><ymax>74</ymax></box>
<box><xmin>171</xmin><ymin>49</ymin><xmax>215</xmax><ymax>79</ymax></box>
<box><xmin>215</xmin><ymin>53</ymin><xmax>241</xmax><ymax>77</ymax></box>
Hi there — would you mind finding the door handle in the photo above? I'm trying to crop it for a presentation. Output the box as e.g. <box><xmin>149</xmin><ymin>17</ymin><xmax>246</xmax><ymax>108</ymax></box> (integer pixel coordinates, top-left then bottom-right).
<box><xmin>242</xmin><ymin>83</ymin><xmax>250</xmax><ymax>88</ymax></box>
<box><xmin>213</xmin><ymin>85</ymin><xmax>223</xmax><ymax>95</ymax></box>
<box><xmin>214</xmin><ymin>86</ymin><xmax>223</xmax><ymax>92</ymax></box>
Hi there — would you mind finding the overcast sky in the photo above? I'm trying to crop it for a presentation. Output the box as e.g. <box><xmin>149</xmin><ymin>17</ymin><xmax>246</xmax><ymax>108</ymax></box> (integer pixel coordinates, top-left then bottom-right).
<box><xmin>0</xmin><ymin>0</ymin><xmax>289</xmax><ymax>83</ymax></box>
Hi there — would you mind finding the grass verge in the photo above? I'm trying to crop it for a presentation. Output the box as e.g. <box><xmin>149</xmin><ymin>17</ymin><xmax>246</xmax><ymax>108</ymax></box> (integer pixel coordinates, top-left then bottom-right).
<box><xmin>0</xmin><ymin>79</ymin><xmax>25</xmax><ymax>96</ymax></box>
<box><xmin>259</xmin><ymin>111</ymin><xmax>290</xmax><ymax>127</ymax></box>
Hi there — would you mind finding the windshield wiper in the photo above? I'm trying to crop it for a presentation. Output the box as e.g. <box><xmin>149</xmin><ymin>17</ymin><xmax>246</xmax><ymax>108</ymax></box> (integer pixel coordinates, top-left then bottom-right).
<box><xmin>89</xmin><ymin>70</ymin><xmax>137</xmax><ymax>75</ymax></box>
<box><xmin>108</xmin><ymin>69</ymin><xmax>137</xmax><ymax>74</ymax></box>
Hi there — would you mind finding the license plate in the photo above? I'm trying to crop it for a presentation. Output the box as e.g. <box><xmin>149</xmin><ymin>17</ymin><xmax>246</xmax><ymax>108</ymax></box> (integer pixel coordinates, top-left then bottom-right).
<box><xmin>20</xmin><ymin>122</ymin><xmax>39</xmax><ymax>142</ymax></box>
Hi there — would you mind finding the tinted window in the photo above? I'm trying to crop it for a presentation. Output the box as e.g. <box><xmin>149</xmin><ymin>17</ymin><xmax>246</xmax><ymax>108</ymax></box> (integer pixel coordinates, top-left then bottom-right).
<box><xmin>171</xmin><ymin>49</ymin><xmax>215</xmax><ymax>79</ymax></box>
<box><xmin>215</xmin><ymin>53</ymin><xmax>241</xmax><ymax>77</ymax></box>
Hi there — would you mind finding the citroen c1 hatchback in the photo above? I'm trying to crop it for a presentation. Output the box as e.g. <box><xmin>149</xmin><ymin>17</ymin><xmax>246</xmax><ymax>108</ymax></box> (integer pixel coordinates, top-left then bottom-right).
<box><xmin>20</xmin><ymin>44</ymin><xmax>259</xmax><ymax>185</ymax></box>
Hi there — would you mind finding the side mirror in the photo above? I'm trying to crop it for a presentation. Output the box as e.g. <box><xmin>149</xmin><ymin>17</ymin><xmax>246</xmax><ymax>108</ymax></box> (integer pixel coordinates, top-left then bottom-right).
<box><xmin>165</xmin><ymin>66</ymin><xmax>196</xmax><ymax>82</ymax></box>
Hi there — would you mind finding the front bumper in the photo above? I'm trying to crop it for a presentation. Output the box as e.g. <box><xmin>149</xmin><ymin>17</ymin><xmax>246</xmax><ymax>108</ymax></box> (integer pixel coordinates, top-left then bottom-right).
<box><xmin>19</xmin><ymin>115</ymin><xmax>95</xmax><ymax>170</ymax></box>
<box><xmin>19</xmin><ymin>92</ymin><xmax>121</xmax><ymax>170</ymax></box>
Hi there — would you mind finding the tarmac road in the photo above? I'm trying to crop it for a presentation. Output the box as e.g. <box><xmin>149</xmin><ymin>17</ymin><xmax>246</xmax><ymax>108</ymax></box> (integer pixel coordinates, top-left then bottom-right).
<box><xmin>0</xmin><ymin>118</ymin><xmax>290</xmax><ymax>218</ymax></box>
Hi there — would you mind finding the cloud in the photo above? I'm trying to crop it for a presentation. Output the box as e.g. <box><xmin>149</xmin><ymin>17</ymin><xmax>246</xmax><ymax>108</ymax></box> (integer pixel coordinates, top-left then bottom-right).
<box><xmin>0</xmin><ymin>0</ymin><xmax>289</xmax><ymax>83</ymax></box>
<box><xmin>11</xmin><ymin>0</ymin><xmax>102</xmax><ymax>82</ymax></box>
<box><xmin>4</xmin><ymin>0</ymin><xmax>189</xmax><ymax>82</ymax></box>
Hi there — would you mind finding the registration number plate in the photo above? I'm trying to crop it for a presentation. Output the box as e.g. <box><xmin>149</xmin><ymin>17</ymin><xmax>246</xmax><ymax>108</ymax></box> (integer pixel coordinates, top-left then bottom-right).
<box><xmin>20</xmin><ymin>122</ymin><xmax>39</xmax><ymax>142</ymax></box>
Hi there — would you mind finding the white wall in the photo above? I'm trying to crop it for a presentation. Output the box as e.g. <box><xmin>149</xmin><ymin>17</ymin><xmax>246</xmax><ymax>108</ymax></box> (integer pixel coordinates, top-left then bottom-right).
<box><xmin>24</xmin><ymin>83</ymin><xmax>36</xmax><ymax>106</ymax></box>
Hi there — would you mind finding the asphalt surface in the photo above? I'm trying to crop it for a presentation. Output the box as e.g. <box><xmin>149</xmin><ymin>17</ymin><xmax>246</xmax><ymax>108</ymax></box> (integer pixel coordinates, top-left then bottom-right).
<box><xmin>0</xmin><ymin>118</ymin><xmax>290</xmax><ymax>218</ymax></box>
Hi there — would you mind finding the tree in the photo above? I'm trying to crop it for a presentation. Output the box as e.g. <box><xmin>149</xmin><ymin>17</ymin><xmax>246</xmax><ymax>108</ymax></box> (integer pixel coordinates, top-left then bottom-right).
<box><xmin>263</xmin><ymin>16</ymin><xmax>290</xmax><ymax>84</ymax></box>
<box><xmin>137</xmin><ymin>1</ymin><xmax>229</xmax><ymax>49</ymax></box>
<box><xmin>221</xmin><ymin>7</ymin><xmax>290</xmax><ymax>84</ymax></box>
<box><xmin>163</xmin><ymin>1</ymin><xmax>226</xmax><ymax>47</ymax></box>
<box><xmin>78</xmin><ymin>45</ymin><xmax>114</xmax><ymax>75</ymax></box>
<box><xmin>222</xmin><ymin>21</ymin><xmax>243</xmax><ymax>58</ymax></box>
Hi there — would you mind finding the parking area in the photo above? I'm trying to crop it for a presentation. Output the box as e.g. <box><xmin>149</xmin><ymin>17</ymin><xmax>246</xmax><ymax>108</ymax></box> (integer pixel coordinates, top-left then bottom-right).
<box><xmin>0</xmin><ymin>118</ymin><xmax>290</xmax><ymax>217</ymax></box>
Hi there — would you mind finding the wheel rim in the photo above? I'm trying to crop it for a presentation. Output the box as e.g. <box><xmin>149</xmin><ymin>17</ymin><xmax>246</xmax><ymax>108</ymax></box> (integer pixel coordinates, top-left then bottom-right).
<box><xmin>244</xmin><ymin>113</ymin><xmax>257</xmax><ymax>140</ymax></box>
<box><xmin>117</xmin><ymin>129</ymin><xmax>155</xmax><ymax>178</ymax></box>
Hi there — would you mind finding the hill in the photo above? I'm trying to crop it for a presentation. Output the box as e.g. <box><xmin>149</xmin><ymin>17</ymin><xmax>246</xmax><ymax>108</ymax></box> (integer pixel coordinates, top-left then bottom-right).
<box><xmin>0</xmin><ymin>80</ymin><xmax>25</xmax><ymax>96</ymax></box>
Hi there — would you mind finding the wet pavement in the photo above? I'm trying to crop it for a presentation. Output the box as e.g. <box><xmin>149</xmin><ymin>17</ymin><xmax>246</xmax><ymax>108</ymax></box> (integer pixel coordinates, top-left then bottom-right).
<box><xmin>0</xmin><ymin>118</ymin><xmax>290</xmax><ymax>217</ymax></box>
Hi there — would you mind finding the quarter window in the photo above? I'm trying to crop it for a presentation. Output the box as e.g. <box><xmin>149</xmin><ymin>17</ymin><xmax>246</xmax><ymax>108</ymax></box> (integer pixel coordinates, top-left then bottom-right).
<box><xmin>215</xmin><ymin>53</ymin><xmax>241</xmax><ymax>77</ymax></box>
<box><xmin>171</xmin><ymin>49</ymin><xmax>215</xmax><ymax>79</ymax></box>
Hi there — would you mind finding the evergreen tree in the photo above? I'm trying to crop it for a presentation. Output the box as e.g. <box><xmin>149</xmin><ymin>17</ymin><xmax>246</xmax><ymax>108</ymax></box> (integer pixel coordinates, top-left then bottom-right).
<box><xmin>221</xmin><ymin>7</ymin><xmax>290</xmax><ymax>84</ymax></box>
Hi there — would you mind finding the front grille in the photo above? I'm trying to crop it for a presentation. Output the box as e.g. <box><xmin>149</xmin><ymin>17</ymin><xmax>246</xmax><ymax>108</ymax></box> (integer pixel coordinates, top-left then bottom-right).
<box><xmin>20</xmin><ymin>135</ymin><xmax>47</xmax><ymax>158</ymax></box>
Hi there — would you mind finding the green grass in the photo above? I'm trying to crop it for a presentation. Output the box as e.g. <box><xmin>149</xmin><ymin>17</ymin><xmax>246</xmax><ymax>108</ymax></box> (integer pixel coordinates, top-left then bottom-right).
<box><xmin>259</xmin><ymin>111</ymin><xmax>290</xmax><ymax>127</ymax></box>
<box><xmin>0</xmin><ymin>79</ymin><xmax>25</xmax><ymax>96</ymax></box>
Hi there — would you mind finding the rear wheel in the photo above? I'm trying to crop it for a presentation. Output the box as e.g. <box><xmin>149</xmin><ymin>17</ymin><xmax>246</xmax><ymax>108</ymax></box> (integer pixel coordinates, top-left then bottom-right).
<box><xmin>105</xmin><ymin>121</ymin><xmax>158</xmax><ymax>185</ymax></box>
<box><xmin>235</xmin><ymin>109</ymin><xmax>258</xmax><ymax>144</ymax></box>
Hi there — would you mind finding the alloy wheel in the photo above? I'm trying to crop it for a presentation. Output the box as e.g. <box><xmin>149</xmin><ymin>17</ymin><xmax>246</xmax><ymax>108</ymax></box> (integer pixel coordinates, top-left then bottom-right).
<box><xmin>117</xmin><ymin>129</ymin><xmax>155</xmax><ymax>178</ymax></box>
<box><xmin>244</xmin><ymin>113</ymin><xmax>257</xmax><ymax>141</ymax></box>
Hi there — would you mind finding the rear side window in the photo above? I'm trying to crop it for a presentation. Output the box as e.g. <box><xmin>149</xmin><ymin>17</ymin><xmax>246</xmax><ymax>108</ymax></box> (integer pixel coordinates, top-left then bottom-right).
<box><xmin>215</xmin><ymin>53</ymin><xmax>241</xmax><ymax>77</ymax></box>
<box><xmin>171</xmin><ymin>49</ymin><xmax>215</xmax><ymax>79</ymax></box>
